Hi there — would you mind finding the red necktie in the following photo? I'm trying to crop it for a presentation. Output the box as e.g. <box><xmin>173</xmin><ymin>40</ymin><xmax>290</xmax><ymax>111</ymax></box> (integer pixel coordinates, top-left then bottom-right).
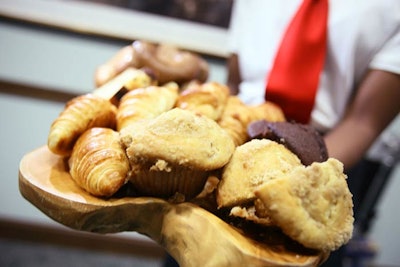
<box><xmin>265</xmin><ymin>0</ymin><xmax>328</xmax><ymax>123</ymax></box>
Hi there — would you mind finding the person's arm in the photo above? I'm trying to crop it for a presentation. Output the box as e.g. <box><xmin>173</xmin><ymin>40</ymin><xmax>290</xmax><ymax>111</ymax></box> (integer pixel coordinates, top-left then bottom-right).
<box><xmin>226</xmin><ymin>53</ymin><xmax>241</xmax><ymax>95</ymax></box>
<box><xmin>324</xmin><ymin>69</ymin><xmax>400</xmax><ymax>169</ymax></box>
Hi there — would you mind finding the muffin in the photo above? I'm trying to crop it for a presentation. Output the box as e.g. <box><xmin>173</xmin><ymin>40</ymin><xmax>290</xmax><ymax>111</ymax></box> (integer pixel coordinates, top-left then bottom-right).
<box><xmin>217</xmin><ymin>139</ymin><xmax>302</xmax><ymax>208</ymax></box>
<box><xmin>255</xmin><ymin>158</ymin><xmax>354</xmax><ymax>251</ymax></box>
<box><xmin>216</xmin><ymin>138</ymin><xmax>354</xmax><ymax>252</ymax></box>
<box><xmin>120</xmin><ymin>108</ymin><xmax>235</xmax><ymax>200</ymax></box>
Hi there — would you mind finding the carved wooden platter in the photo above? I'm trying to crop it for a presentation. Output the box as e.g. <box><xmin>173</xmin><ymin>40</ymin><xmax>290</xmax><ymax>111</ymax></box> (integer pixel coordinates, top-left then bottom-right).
<box><xmin>19</xmin><ymin>146</ymin><xmax>327</xmax><ymax>267</ymax></box>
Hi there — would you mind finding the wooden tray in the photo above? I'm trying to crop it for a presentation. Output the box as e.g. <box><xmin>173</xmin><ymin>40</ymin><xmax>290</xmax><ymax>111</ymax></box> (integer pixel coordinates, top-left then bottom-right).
<box><xmin>19</xmin><ymin>146</ymin><xmax>327</xmax><ymax>267</ymax></box>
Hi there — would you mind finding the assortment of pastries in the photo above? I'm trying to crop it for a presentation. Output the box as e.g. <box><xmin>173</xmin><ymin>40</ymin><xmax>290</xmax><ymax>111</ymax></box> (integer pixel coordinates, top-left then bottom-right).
<box><xmin>46</xmin><ymin>40</ymin><xmax>354</xmax><ymax>253</ymax></box>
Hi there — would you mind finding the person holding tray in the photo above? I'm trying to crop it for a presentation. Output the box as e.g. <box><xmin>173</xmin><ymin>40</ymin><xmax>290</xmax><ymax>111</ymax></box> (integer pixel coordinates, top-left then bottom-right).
<box><xmin>226</xmin><ymin>0</ymin><xmax>400</xmax><ymax>266</ymax></box>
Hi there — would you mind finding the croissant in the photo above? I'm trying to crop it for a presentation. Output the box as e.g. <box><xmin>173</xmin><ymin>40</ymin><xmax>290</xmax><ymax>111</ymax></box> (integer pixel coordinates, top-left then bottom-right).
<box><xmin>176</xmin><ymin>81</ymin><xmax>230</xmax><ymax>121</ymax></box>
<box><xmin>93</xmin><ymin>67</ymin><xmax>156</xmax><ymax>99</ymax></box>
<box><xmin>68</xmin><ymin>127</ymin><xmax>130</xmax><ymax>197</ymax></box>
<box><xmin>47</xmin><ymin>94</ymin><xmax>117</xmax><ymax>156</ymax></box>
<box><xmin>94</xmin><ymin>45</ymin><xmax>137</xmax><ymax>87</ymax></box>
<box><xmin>131</xmin><ymin>41</ymin><xmax>209</xmax><ymax>85</ymax></box>
<box><xmin>248</xmin><ymin>101</ymin><xmax>286</xmax><ymax>122</ymax></box>
<box><xmin>94</xmin><ymin>41</ymin><xmax>209</xmax><ymax>87</ymax></box>
<box><xmin>116</xmin><ymin>84</ymin><xmax>179</xmax><ymax>131</ymax></box>
<box><xmin>217</xmin><ymin>96</ymin><xmax>254</xmax><ymax>146</ymax></box>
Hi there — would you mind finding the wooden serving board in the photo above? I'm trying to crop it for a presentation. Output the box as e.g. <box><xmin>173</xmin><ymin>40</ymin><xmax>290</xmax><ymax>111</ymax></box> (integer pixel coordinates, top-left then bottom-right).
<box><xmin>19</xmin><ymin>146</ymin><xmax>327</xmax><ymax>267</ymax></box>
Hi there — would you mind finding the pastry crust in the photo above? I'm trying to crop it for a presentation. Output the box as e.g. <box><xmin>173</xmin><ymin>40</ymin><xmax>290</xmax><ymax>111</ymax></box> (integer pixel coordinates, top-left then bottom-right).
<box><xmin>229</xmin><ymin>205</ymin><xmax>273</xmax><ymax>227</ymax></box>
<box><xmin>255</xmin><ymin>158</ymin><xmax>354</xmax><ymax>251</ymax></box>
<box><xmin>94</xmin><ymin>45</ymin><xmax>136</xmax><ymax>87</ymax></box>
<box><xmin>217</xmin><ymin>139</ymin><xmax>302</xmax><ymax>208</ymax></box>
<box><xmin>217</xmin><ymin>96</ymin><xmax>254</xmax><ymax>146</ymax></box>
<box><xmin>69</xmin><ymin>127</ymin><xmax>130</xmax><ymax>197</ymax></box>
<box><xmin>116</xmin><ymin>84</ymin><xmax>179</xmax><ymax>131</ymax></box>
<box><xmin>93</xmin><ymin>67</ymin><xmax>156</xmax><ymax>101</ymax></box>
<box><xmin>131</xmin><ymin>41</ymin><xmax>209</xmax><ymax>84</ymax></box>
<box><xmin>248</xmin><ymin>101</ymin><xmax>286</xmax><ymax>122</ymax></box>
<box><xmin>94</xmin><ymin>41</ymin><xmax>209</xmax><ymax>86</ymax></box>
<box><xmin>217</xmin><ymin>97</ymin><xmax>286</xmax><ymax>147</ymax></box>
<box><xmin>176</xmin><ymin>81</ymin><xmax>230</xmax><ymax>121</ymax></box>
<box><xmin>47</xmin><ymin>94</ymin><xmax>117</xmax><ymax>156</ymax></box>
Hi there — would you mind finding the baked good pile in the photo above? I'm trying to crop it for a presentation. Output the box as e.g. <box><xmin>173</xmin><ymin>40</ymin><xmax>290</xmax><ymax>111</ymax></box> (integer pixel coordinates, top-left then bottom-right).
<box><xmin>47</xmin><ymin>40</ymin><xmax>353</xmax><ymax>253</ymax></box>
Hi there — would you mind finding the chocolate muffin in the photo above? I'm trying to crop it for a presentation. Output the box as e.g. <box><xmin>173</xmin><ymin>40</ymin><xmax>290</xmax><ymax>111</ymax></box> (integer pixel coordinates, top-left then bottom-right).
<box><xmin>247</xmin><ymin>120</ymin><xmax>328</xmax><ymax>165</ymax></box>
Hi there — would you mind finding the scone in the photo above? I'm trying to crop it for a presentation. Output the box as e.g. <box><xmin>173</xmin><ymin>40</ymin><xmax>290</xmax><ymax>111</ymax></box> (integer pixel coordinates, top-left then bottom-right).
<box><xmin>255</xmin><ymin>159</ymin><xmax>354</xmax><ymax>251</ymax></box>
<box><xmin>120</xmin><ymin>108</ymin><xmax>235</xmax><ymax>200</ymax></box>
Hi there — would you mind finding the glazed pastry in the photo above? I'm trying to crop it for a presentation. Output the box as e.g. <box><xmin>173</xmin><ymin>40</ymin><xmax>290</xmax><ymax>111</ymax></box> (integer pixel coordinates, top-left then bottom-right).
<box><xmin>69</xmin><ymin>127</ymin><xmax>130</xmax><ymax>197</ymax></box>
<box><xmin>176</xmin><ymin>81</ymin><xmax>230</xmax><ymax>121</ymax></box>
<box><xmin>131</xmin><ymin>41</ymin><xmax>209</xmax><ymax>85</ymax></box>
<box><xmin>94</xmin><ymin>40</ymin><xmax>209</xmax><ymax>86</ymax></box>
<box><xmin>93</xmin><ymin>67</ymin><xmax>157</xmax><ymax>100</ymax></box>
<box><xmin>47</xmin><ymin>94</ymin><xmax>117</xmax><ymax>156</ymax></box>
<box><xmin>116</xmin><ymin>84</ymin><xmax>179</xmax><ymax>131</ymax></box>
<box><xmin>120</xmin><ymin>108</ymin><xmax>235</xmax><ymax>200</ymax></box>
<box><xmin>217</xmin><ymin>97</ymin><xmax>286</xmax><ymax>147</ymax></box>
<box><xmin>94</xmin><ymin>45</ymin><xmax>137</xmax><ymax>87</ymax></box>
<box><xmin>255</xmin><ymin>158</ymin><xmax>354</xmax><ymax>251</ymax></box>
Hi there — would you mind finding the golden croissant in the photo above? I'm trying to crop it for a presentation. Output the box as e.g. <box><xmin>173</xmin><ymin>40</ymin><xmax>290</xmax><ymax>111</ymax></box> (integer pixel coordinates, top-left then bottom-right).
<box><xmin>47</xmin><ymin>94</ymin><xmax>117</xmax><ymax>156</ymax></box>
<box><xmin>68</xmin><ymin>127</ymin><xmax>130</xmax><ymax>197</ymax></box>
<box><xmin>217</xmin><ymin>96</ymin><xmax>254</xmax><ymax>146</ymax></box>
<box><xmin>248</xmin><ymin>101</ymin><xmax>286</xmax><ymax>122</ymax></box>
<box><xmin>218</xmin><ymin>97</ymin><xmax>286</xmax><ymax>147</ymax></box>
<box><xmin>176</xmin><ymin>81</ymin><xmax>230</xmax><ymax>121</ymax></box>
<box><xmin>116</xmin><ymin>84</ymin><xmax>179</xmax><ymax>131</ymax></box>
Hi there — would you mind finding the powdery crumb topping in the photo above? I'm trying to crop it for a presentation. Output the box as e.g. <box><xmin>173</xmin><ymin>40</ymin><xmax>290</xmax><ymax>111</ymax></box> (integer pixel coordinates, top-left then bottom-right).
<box><xmin>120</xmin><ymin>108</ymin><xmax>235</xmax><ymax>170</ymax></box>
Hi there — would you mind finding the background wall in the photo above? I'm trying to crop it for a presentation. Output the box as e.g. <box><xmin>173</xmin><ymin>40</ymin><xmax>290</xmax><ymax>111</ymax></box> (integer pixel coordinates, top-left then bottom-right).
<box><xmin>0</xmin><ymin>12</ymin><xmax>399</xmax><ymax>267</ymax></box>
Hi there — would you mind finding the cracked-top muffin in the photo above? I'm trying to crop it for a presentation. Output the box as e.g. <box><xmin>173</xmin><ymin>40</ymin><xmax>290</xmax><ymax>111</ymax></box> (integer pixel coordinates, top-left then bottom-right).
<box><xmin>120</xmin><ymin>108</ymin><xmax>235</xmax><ymax>200</ymax></box>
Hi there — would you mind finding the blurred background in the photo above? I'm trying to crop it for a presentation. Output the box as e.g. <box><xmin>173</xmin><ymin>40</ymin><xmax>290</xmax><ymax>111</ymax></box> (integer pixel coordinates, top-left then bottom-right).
<box><xmin>0</xmin><ymin>0</ymin><xmax>399</xmax><ymax>266</ymax></box>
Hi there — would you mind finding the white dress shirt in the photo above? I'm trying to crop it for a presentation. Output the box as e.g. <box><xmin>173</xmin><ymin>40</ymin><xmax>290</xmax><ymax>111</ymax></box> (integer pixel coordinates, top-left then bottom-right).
<box><xmin>228</xmin><ymin>0</ymin><xmax>400</xmax><ymax>133</ymax></box>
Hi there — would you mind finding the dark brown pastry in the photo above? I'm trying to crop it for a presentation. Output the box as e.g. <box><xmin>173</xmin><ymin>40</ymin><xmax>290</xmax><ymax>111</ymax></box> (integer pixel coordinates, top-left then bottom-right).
<box><xmin>247</xmin><ymin>120</ymin><xmax>328</xmax><ymax>165</ymax></box>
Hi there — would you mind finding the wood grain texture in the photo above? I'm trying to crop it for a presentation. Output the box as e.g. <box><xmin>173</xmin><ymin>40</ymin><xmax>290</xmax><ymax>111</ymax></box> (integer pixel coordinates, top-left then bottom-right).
<box><xmin>19</xmin><ymin>146</ymin><xmax>327</xmax><ymax>267</ymax></box>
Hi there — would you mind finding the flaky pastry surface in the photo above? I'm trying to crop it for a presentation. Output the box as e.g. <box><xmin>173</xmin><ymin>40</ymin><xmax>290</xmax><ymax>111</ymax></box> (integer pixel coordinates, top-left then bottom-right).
<box><xmin>69</xmin><ymin>127</ymin><xmax>130</xmax><ymax>197</ymax></box>
<box><xmin>176</xmin><ymin>81</ymin><xmax>230</xmax><ymax>121</ymax></box>
<box><xmin>48</xmin><ymin>94</ymin><xmax>117</xmax><ymax>156</ymax></box>
<box><xmin>117</xmin><ymin>84</ymin><xmax>178</xmax><ymax>130</ymax></box>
